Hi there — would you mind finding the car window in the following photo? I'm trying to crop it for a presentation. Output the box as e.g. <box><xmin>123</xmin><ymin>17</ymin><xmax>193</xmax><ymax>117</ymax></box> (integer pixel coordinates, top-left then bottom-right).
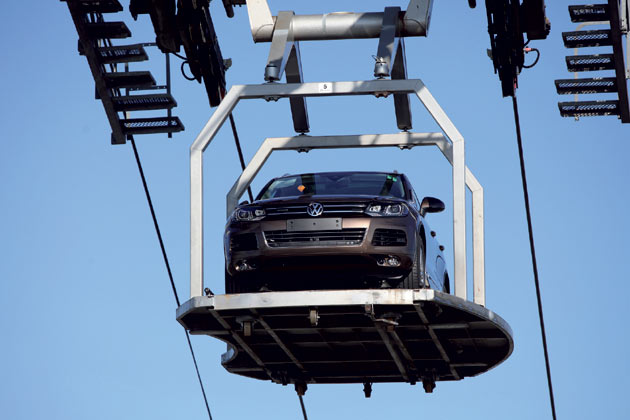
<box><xmin>412</xmin><ymin>189</ymin><xmax>421</xmax><ymax>211</ymax></box>
<box><xmin>258</xmin><ymin>173</ymin><xmax>405</xmax><ymax>199</ymax></box>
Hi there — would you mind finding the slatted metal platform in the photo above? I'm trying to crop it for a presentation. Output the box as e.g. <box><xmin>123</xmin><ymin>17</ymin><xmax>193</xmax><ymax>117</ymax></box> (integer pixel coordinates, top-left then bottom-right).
<box><xmin>569</xmin><ymin>4</ymin><xmax>609</xmax><ymax>22</ymax></box>
<box><xmin>555</xmin><ymin>77</ymin><xmax>618</xmax><ymax>95</ymax></box>
<box><xmin>558</xmin><ymin>99</ymin><xmax>620</xmax><ymax>117</ymax></box>
<box><xmin>177</xmin><ymin>289</ymin><xmax>513</xmax><ymax>390</ymax></box>
<box><xmin>566</xmin><ymin>54</ymin><xmax>615</xmax><ymax>72</ymax></box>
<box><xmin>120</xmin><ymin>116</ymin><xmax>184</xmax><ymax>135</ymax></box>
<box><xmin>95</xmin><ymin>44</ymin><xmax>149</xmax><ymax>64</ymax></box>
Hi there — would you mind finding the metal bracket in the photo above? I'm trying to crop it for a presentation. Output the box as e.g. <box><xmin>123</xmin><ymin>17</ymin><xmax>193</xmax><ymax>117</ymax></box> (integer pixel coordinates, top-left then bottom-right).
<box><xmin>264</xmin><ymin>11</ymin><xmax>310</xmax><ymax>133</ymax></box>
<box><xmin>264</xmin><ymin>11</ymin><xmax>295</xmax><ymax>82</ymax></box>
<box><xmin>285</xmin><ymin>43</ymin><xmax>309</xmax><ymax>133</ymax></box>
<box><xmin>372</xmin><ymin>7</ymin><xmax>412</xmax><ymax>130</ymax></box>
<box><xmin>403</xmin><ymin>0</ymin><xmax>434</xmax><ymax>36</ymax></box>
<box><xmin>392</xmin><ymin>39</ymin><xmax>412</xmax><ymax>130</ymax></box>
<box><xmin>374</xmin><ymin>7</ymin><xmax>401</xmax><ymax>78</ymax></box>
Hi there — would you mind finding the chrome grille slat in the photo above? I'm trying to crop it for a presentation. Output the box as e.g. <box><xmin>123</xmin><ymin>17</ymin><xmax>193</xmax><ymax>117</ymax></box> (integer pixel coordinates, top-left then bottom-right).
<box><xmin>265</xmin><ymin>202</ymin><xmax>369</xmax><ymax>217</ymax></box>
<box><xmin>264</xmin><ymin>228</ymin><xmax>366</xmax><ymax>248</ymax></box>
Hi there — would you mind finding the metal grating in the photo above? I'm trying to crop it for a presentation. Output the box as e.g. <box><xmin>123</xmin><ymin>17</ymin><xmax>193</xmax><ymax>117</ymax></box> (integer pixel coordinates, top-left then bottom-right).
<box><xmin>565</xmin><ymin>54</ymin><xmax>615</xmax><ymax>72</ymax></box>
<box><xmin>562</xmin><ymin>30</ymin><xmax>612</xmax><ymax>48</ymax></box>
<box><xmin>264</xmin><ymin>228</ymin><xmax>366</xmax><ymax>247</ymax></box>
<box><xmin>230</xmin><ymin>233</ymin><xmax>259</xmax><ymax>252</ymax></box>
<box><xmin>568</xmin><ymin>4</ymin><xmax>609</xmax><ymax>22</ymax></box>
<box><xmin>75</xmin><ymin>0</ymin><xmax>123</xmax><ymax>13</ymax></box>
<box><xmin>121</xmin><ymin>116</ymin><xmax>185</xmax><ymax>135</ymax></box>
<box><xmin>371</xmin><ymin>228</ymin><xmax>407</xmax><ymax>246</ymax></box>
<box><xmin>96</xmin><ymin>44</ymin><xmax>148</xmax><ymax>64</ymax></box>
<box><xmin>104</xmin><ymin>71</ymin><xmax>155</xmax><ymax>88</ymax></box>
<box><xmin>112</xmin><ymin>93</ymin><xmax>177</xmax><ymax>111</ymax></box>
<box><xmin>555</xmin><ymin>77</ymin><xmax>617</xmax><ymax>94</ymax></box>
<box><xmin>558</xmin><ymin>100</ymin><xmax>620</xmax><ymax>117</ymax></box>
<box><xmin>84</xmin><ymin>21</ymin><xmax>131</xmax><ymax>39</ymax></box>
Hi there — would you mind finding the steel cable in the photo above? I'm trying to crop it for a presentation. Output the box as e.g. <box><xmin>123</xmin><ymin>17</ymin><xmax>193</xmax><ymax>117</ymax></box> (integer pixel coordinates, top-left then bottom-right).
<box><xmin>228</xmin><ymin>113</ymin><xmax>254</xmax><ymax>202</ymax></box>
<box><xmin>511</xmin><ymin>96</ymin><xmax>558</xmax><ymax>420</ymax></box>
<box><xmin>130</xmin><ymin>137</ymin><xmax>214</xmax><ymax>420</ymax></box>
<box><xmin>298</xmin><ymin>394</ymin><xmax>309</xmax><ymax>420</ymax></box>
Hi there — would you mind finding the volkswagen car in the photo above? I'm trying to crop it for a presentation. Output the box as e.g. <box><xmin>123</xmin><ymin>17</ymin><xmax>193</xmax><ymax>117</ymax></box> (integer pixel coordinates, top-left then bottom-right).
<box><xmin>224</xmin><ymin>171</ymin><xmax>449</xmax><ymax>293</ymax></box>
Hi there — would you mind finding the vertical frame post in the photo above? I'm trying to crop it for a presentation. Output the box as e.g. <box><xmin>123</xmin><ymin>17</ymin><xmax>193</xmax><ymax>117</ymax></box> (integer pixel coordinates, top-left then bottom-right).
<box><xmin>190</xmin><ymin>87</ymin><xmax>244</xmax><ymax>298</ymax></box>
<box><xmin>414</xmin><ymin>82</ymin><xmax>467</xmax><ymax>300</ymax></box>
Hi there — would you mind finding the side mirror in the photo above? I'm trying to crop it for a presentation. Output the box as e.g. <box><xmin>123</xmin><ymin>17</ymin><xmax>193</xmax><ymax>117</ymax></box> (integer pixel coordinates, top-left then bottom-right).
<box><xmin>420</xmin><ymin>196</ymin><xmax>445</xmax><ymax>217</ymax></box>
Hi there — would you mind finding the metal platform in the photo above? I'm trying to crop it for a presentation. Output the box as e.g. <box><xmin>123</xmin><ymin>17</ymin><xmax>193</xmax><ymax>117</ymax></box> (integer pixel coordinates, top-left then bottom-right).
<box><xmin>177</xmin><ymin>289</ymin><xmax>513</xmax><ymax>391</ymax></box>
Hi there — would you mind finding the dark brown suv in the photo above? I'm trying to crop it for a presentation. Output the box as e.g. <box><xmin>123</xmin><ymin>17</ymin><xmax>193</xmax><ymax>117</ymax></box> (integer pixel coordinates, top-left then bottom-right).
<box><xmin>224</xmin><ymin>171</ymin><xmax>449</xmax><ymax>293</ymax></box>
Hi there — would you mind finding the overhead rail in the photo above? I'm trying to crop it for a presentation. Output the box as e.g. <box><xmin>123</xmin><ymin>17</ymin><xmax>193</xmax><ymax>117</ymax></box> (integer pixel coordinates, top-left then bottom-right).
<box><xmin>556</xmin><ymin>1</ymin><xmax>630</xmax><ymax>122</ymax></box>
<box><xmin>63</xmin><ymin>0</ymin><xmax>184</xmax><ymax>144</ymax></box>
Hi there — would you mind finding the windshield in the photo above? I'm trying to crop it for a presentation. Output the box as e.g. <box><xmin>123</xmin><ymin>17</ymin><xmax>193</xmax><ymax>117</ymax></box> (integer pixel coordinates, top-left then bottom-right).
<box><xmin>258</xmin><ymin>172</ymin><xmax>406</xmax><ymax>200</ymax></box>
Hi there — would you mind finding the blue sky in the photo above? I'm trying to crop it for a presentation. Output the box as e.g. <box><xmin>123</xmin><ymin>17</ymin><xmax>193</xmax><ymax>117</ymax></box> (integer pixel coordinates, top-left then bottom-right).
<box><xmin>1</xmin><ymin>1</ymin><xmax>629</xmax><ymax>419</ymax></box>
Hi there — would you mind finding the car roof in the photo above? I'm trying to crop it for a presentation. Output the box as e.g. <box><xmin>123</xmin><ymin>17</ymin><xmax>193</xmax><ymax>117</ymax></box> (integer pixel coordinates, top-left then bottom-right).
<box><xmin>275</xmin><ymin>171</ymin><xmax>403</xmax><ymax>179</ymax></box>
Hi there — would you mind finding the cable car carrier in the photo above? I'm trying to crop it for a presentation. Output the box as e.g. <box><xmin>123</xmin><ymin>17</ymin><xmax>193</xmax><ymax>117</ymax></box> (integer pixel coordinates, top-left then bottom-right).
<box><xmin>177</xmin><ymin>0</ymin><xmax>514</xmax><ymax>396</ymax></box>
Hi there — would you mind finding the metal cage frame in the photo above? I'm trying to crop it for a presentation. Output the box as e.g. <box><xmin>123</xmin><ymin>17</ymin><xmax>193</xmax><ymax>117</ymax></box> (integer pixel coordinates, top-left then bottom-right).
<box><xmin>189</xmin><ymin>79</ymin><xmax>483</xmax><ymax>304</ymax></box>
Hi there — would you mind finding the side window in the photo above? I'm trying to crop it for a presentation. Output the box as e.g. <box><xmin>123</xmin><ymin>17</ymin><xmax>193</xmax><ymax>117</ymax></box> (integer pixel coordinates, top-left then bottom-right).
<box><xmin>411</xmin><ymin>188</ymin><xmax>421</xmax><ymax>211</ymax></box>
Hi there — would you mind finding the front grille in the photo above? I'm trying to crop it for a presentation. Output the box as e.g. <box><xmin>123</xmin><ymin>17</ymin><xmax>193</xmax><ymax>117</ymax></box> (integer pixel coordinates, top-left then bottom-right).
<box><xmin>264</xmin><ymin>228</ymin><xmax>366</xmax><ymax>247</ymax></box>
<box><xmin>372</xmin><ymin>229</ymin><xmax>407</xmax><ymax>246</ymax></box>
<box><xmin>265</xmin><ymin>202</ymin><xmax>368</xmax><ymax>217</ymax></box>
<box><xmin>230</xmin><ymin>233</ymin><xmax>258</xmax><ymax>251</ymax></box>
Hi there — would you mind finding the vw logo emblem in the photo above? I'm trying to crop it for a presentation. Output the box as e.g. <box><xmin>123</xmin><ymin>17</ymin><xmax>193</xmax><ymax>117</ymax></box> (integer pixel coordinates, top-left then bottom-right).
<box><xmin>307</xmin><ymin>202</ymin><xmax>324</xmax><ymax>217</ymax></box>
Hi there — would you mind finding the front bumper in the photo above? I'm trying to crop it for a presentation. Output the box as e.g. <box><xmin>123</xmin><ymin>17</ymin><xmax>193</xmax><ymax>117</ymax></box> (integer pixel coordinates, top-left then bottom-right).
<box><xmin>225</xmin><ymin>216</ymin><xmax>418</xmax><ymax>282</ymax></box>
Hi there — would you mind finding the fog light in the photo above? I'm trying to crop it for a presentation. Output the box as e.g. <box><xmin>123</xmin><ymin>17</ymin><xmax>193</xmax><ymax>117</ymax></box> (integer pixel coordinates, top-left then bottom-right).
<box><xmin>235</xmin><ymin>260</ymin><xmax>255</xmax><ymax>272</ymax></box>
<box><xmin>386</xmin><ymin>256</ymin><xmax>401</xmax><ymax>267</ymax></box>
<box><xmin>377</xmin><ymin>256</ymin><xmax>401</xmax><ymax>267</ymax></box>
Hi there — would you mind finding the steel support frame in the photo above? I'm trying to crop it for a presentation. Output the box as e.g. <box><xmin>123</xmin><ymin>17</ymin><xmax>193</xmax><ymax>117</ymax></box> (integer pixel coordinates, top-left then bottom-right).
<box><xmin>610</xmin><ymin>0</ymin><xmax>630</xmax><ymax>122</ymax></box>
<box><xmin>626</xmin><ymin>0</ymin><xmax>630</xmax><ymax>79</ymax></box>
<box><xmin>190</xmin><ymin>79</ymin><xmax>473</xmax><ymax>303</ymax></box>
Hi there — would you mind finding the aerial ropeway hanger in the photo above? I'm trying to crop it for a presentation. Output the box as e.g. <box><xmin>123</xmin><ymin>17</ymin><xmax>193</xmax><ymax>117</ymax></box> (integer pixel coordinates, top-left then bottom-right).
<box><xmin>177</xmin><ymin>0</ymin><xmax>514</xmax><ymax>397</ymax></box>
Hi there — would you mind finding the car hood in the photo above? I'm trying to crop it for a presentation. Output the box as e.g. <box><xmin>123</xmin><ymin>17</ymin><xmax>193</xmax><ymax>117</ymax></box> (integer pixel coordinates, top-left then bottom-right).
<box><xmin>253</xmin><ymin>195</ymin><xmax>406</xmax><ymax>207</ymax></box>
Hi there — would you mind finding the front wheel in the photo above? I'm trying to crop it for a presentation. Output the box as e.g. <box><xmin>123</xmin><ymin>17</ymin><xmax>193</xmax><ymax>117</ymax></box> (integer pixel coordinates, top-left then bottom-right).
<box><xmin>225</xmin><ymin>269</ymin><xmax>237</xmax><ymax>294</ymax></box>
<box><xmin>399</xmin><ymin>239</ymin><xmax>425</xmax><ymax>289</ymax></box>
<box><xmin>443</xmin><ymin>273</ymin><xmax>451</xmax><ymax>294</ymax></box>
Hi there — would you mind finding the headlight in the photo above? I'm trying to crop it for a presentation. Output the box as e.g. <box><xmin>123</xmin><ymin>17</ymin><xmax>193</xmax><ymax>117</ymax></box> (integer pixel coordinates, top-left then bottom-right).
<box><xmin>365</xmin><ymin>202</ymin><xmax>409</xmax><ymax>217</ymax></box>
<box><xmin>232</xmin><ymin>207</ymin><xmax>266</xmax><ymax>221</ymax></box>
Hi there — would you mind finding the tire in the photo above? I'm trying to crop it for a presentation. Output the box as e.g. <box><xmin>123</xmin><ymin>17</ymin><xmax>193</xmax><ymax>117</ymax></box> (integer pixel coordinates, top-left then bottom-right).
<box><xmin>225</xmin><ymin>269</ymin><xmax>237</xmax><ymax>294</ymax></box>
<box><xmin>400</xmin><ymin>238</ymin><xmax>425</xmax><ymax>289</ymax></box>
<box><xmin>225</xmin><ymin>269</ymin><xmax>251</xmax><ymax>294</ymax></box>
<box><xmin>225</xmin><ymin>270</ymin><xmax>260</xmax><ymax>293</ymax></box>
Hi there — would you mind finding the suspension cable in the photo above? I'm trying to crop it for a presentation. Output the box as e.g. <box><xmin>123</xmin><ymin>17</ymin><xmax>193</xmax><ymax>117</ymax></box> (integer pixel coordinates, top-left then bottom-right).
<box><xmin>511</xmin><ymin>95</ymin><xmax>557</xmax><ymax>420</ymax></box>
<box><xmin>129</xmin><ymin>137</ymin><xmax>214</xmax><ymax>420</ymax></box>
<box><xmin>298</xmin><ymin>394</ymin><xmax>309</xmax><ymax>420</ymax></box>
<box><xmin>228</xmin><ymin>113</ymin><xmax>254</xmax><ymax>202</ymax></box>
